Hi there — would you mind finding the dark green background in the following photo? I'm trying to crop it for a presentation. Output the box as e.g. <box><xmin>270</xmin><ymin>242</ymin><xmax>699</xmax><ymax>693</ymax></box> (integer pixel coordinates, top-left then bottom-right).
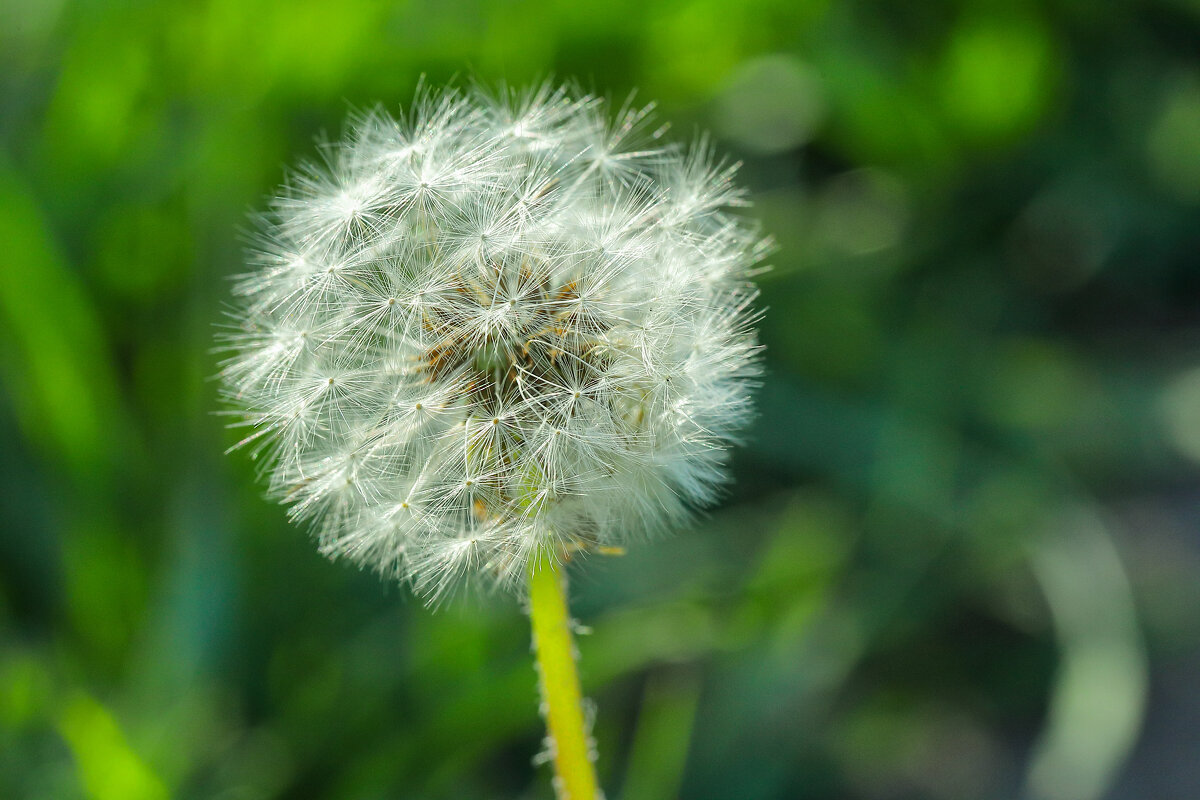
<box><xmin>2</xmin><ymin>1</ymin><xmax>1198</xmax><ymax>798</ymax></box>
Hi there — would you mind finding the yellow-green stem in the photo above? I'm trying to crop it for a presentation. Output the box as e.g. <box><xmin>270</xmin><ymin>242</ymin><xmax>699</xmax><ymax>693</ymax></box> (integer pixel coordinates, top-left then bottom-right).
<box><xmin>528</xmin><ymin>554</ymin><xmax>598</xmax><ymax>800</ymax></box>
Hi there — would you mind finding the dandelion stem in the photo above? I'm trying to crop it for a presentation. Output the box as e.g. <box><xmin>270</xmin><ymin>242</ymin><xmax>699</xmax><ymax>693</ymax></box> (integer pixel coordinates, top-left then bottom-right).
<box><xmin>528</xmin><ymin>553</ymin><xmax>598</xmax><ymax>800</ymax></box>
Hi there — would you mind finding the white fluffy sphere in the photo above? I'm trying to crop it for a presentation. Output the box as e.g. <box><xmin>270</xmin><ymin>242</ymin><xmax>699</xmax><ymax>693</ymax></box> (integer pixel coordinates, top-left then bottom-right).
<box><xmin>218</xmin><ymin>83</ymin><xmax>767</xmax><ymax>599</ymax></box>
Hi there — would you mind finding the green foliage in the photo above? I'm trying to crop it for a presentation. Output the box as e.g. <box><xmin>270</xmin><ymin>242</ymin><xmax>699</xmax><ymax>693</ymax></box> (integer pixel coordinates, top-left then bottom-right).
<box><xmin>1</xmin><ymin>1</ymin><xmax>1198</xmax><ymax>798</ymax></box>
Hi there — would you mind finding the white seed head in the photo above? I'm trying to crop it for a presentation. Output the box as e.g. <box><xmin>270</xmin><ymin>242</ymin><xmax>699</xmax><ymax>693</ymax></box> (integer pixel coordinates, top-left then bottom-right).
<box><xmin>217</xmin><ymin>83</ymin><xmax>767</xmax><ymax>600</ymax></box>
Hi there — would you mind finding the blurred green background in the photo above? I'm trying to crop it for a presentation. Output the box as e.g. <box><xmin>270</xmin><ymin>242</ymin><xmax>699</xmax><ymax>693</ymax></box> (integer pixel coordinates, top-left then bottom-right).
<box><xmin>2</xmin><ymin>0</ymin><xmax>1199</xmax><ymax>798</ymax></box>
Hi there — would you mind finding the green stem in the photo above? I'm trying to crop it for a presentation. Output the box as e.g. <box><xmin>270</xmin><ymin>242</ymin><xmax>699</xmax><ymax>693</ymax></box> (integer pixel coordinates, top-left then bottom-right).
<box><xmin>528</xmin><ymin>554</ymin><xmax>599</xmax><ymax>800</ymax></box>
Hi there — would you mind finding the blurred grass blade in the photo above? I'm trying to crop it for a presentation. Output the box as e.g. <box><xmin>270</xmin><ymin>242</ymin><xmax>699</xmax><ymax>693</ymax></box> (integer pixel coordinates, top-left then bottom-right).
<box><xmin>1025</xmin><ymin>506</ymin><xmax>1148</xmax><ymax>800</ymax></box>
<box><xmin>0</xmin><ymin>162</ymin><xmax>123</xmax><ymax>474</ymax></box>
<box><xmin>58</xmin><ymin>692</ymin><xmax>168</xmax><ymax>800</ymax></box>
<box><xmin>621</xmin><ymin>668</ymin><xmax>702</xmax><ymax>800</ymax></box>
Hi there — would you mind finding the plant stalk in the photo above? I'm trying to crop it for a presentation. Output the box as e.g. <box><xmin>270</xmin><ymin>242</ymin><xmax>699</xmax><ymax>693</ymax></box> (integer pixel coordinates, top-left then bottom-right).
<box><xmin>528</xmin><ymin>554</ymin><xmax>598</xmax><ymax>800</ymax></box>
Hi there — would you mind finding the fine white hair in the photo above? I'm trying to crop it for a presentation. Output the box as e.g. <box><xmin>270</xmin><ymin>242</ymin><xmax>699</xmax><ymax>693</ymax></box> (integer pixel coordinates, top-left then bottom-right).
<box><xmin>218</xmin><ymin>82</ymin><xmax>767</xmax><ymax>601</ymax></box>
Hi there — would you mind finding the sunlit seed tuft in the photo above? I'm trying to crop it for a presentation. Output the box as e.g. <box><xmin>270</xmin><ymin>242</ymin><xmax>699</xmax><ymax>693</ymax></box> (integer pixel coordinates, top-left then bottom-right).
<box><xmin>217</xmin><ymin>82</ymin><xmax>766</xmax><ymax>600</ymax></box>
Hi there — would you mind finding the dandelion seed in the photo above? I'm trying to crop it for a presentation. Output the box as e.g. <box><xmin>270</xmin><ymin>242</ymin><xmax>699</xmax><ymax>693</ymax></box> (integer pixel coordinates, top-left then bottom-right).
<box><xmin>218</xmin><ymin>82</ymin><xmax>765</xmax><ymax>599</ymax></box>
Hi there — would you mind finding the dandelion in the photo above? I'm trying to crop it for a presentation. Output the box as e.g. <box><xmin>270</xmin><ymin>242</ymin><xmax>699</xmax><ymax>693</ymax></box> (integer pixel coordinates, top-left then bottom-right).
<box><xmin>217</xmin><ymin>82</ymin><xmax>766</xmax><ymax>800</ymax></box>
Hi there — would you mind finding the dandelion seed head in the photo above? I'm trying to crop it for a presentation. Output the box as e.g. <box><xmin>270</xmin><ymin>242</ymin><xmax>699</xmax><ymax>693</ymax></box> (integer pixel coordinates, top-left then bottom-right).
<box><xmin>218</xmin><ymin>82</ymin><xmax>766</xmax><ymax>600</ymax></box>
